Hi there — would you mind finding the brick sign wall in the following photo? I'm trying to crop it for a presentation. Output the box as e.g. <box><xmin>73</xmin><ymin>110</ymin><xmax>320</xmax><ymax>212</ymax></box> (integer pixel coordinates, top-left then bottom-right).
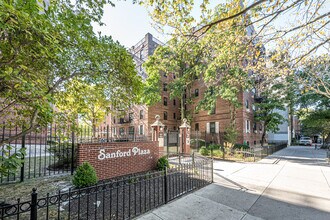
<box><xmin>77</xmin><ymin>141</ymin><xmax>159</xmax><ymax>180</ymax></box>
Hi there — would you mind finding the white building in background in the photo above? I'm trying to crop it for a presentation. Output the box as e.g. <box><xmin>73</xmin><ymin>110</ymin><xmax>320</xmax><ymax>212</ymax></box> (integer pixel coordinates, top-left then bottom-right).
<box><xmin>267</xmin><ymin>108</ymin><xmax>289</xmax><ymax>144</ymax></box>
<box><xmin>268</xmin><ymin>108</ymin><xmax>300</xmax><ymax>145</ymax></box>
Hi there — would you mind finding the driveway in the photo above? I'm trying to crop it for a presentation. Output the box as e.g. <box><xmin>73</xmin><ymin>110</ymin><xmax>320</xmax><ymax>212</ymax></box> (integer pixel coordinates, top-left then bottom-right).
<box><xmin>137</xmin><ymin>146</ymin><xmax>330</xmax><ymax>220</ymax></box>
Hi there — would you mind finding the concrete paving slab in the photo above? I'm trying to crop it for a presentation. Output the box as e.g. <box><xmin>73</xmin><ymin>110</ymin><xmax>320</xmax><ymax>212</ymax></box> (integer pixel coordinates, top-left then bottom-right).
<box><xmin>194</xmin><ymin>184</ymin><xmax>259</xmax><ymax>213</ymax></box>
<box><xmin>139</xmin><ymin>194</ymin><xmax>246</xmax><ymax>220</ymax></box>
<box><xmin>137</xmin><ymin>146</ymin><xmax>330</xmax><ymax>220</ymax></box>
<box><xmin>248</xmin><ymin>194</ymin><xmax>330</xmax><ymax>220</ymax></box>
<box><xmin>241</xmin><ymin>214</ymin><xmax>264</xmax><ymax>220</ymax></box>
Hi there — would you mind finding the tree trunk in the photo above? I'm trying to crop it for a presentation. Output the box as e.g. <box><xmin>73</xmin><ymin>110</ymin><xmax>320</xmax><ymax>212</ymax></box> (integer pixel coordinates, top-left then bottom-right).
<box><xmin>261</xmin><ymin>130</ymin><xmax>266</xmax><ymax>147</ymax></box>
<box><xmin>180</xmin><ymin>93</ymin><xmax>185</xmax><ymax>121</ymax></box>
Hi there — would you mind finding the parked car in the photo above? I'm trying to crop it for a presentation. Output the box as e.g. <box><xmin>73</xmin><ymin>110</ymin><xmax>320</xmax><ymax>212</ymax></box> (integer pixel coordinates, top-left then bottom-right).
<box><xmin>299</xmin><ymin>137</ymin><xmax>312</xmax><ymax>146</ymax></box>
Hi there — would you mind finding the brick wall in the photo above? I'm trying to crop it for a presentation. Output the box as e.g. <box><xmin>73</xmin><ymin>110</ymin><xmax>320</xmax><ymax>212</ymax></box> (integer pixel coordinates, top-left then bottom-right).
<box><xmin>78</xmin><ymin>141</ymin><xmax>159</xmax><ymax>180</ymax></box>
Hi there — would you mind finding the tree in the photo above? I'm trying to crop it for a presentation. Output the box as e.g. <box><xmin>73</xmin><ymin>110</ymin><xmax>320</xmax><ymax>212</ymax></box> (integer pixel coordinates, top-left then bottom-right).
<box><xmin>297</xmin><ymin>55</ymin><xmax>330</xmax><ymax>99</ymax></box>
<box><xmin>0</xmin><ymin>0</ymin><xmax>142</xmax><ymax>175</ymax></box>
<box><xmin>143</xmin><ymin>37</ymin><xmax>206</xmax><ymax>121</ymax></box>
<box><xmin>301</xmin><ymin>110</ymin><xmax>330</xmax><ymax>145</ymax></box>
<box><xmin>0</xmin><ymin>0</ymin><xmax>143</xmax><ymax>145</ymax></box>
<box><xmin>255</xmin><ymin>96</ymin><xmax>286</xmax><ymax>147</ymax></box>
<box><xmin>143</xmin><ymin>2</ymin><xmax>255</xmax><ymax>146</ymax></box>
<box><xmin>143</xmin><ymin>0</ymin><xmax>330</xmax><ymax>97</ymax></box>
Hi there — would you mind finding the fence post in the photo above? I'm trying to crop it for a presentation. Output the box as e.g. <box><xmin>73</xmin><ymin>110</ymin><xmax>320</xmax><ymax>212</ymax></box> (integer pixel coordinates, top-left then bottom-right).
<box><xmin>30</xmin><ymin>188</ymin><xmax>38</xmax><ymax>220</ymax></box>
<box><xmin>71</xmin><ymin>131</ymin><xmax>75</xmax><ymax>175</ymax></box>
<box><xmin>192</xmin><ymin>152</ymin><xmax>195</xmax><ymax>165</ymax></box>
<box><xmin>20</xmin><ymin>128</ymin><xmax>26</xmax><ymax>182</ymax></box>
<box><xmin>106</xmin><ymin>125</ymin><xmax>109</xmax><ymax>142</ymax></box>
<box><xmin>164</xmin><ymin>166</ymin><xmax>168</xmax><ymax>204</ymax></box>
<box><xmin>211</xmin><ymin>159</ymin><xmax>214</xmax><ymax>183</ymax></box>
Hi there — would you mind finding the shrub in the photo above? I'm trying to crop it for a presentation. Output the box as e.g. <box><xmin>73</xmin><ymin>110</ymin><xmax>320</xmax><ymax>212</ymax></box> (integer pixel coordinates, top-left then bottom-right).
<box><xmin>72</xmin><ymin>162</ymin><xmax>98</xmax><ymax>188</ymax></box>
<box><xmin>190</xmin><ymin>139</ymin><xmax>206</xmax><ymax>149</ymax></box>
<box><xmin>233</xmin><ymin>143</ymin><xmax>249</xmax><ymax>150</ymax></box>
<box><xmin>208</xmin><ymin>144</ymin><xmax>220</xmax><ymax>151</ymax></box>
<box><xmin>199</xmin><ymin>146</ymin><xmax>209</xmax><ymax>156</ymax></box>
<box><xmin>48</xmin><ymin>142</ymin><xmax>77</xmax><ymax>170</ymax></box>
<box><xmin>156</xmin><ymin>156</ymin><xmax>169</xmax><ymax>171</ymax></box>
<box><xmin>212</xmin><ymin>150</ymin><xmax>223</xmax><ymax>158</ymax></box>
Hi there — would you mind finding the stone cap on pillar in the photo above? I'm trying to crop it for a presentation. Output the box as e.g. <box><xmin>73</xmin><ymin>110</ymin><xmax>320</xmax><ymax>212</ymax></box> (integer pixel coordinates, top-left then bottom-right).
<box><xmin>180</xmin><ymin>118</ymin><xmax>191</xmax><ymax>129</ymax></box>
<box><xmin>151</xmin><ymin>115</ymin><xmax>165</xmax><ymax>128</ymax></box>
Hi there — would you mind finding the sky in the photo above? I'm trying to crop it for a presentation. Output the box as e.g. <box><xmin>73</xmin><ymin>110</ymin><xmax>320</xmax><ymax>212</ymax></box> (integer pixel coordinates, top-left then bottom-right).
<box><xmin>93</xmin><ymin>1</ymin><xmax>329</xmax><ymax>56</ymax></box>
<box><xmin>92</xmin><ymin>2</ymin><xmax>165</xmax><ymax>48</ymax></box>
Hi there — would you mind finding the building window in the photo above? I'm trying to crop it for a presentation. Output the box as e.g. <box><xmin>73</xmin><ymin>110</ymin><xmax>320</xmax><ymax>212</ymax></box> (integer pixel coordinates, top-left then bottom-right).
<box><xmin>128</xmin><ymin>126</ymin><xmax>134</xmax><ymax>135</ymax></box>
<box><xmin>245</xmin><ymin>100</ymin><xmax>249</xmax><ymax>109</ymax></box>
<box><xmin>120</xmin><ymin>118</ymin><xmax>124</xmax><ymax>124</ymax></box>
<box><xmin>195</xmin><ymin>89</ymin><xmax>199</xmax><ymax>97</ymax></box>
<box><xmin>163</xmin><ymin>83</ymin><xmax>167</xmax><ymax>91</ymax></box>
<box><xmin>254</xmin><ymin>140</ymin><xmax>256</xmax><ymax>145</ymax></box>
<box><xmin>253</xmin><ymin>122</ymin><xmax>257</xmax><ymax>131</ymax></box>
<box><xmin>112</xmin><ymin>127</ymin><xmax>116</xmax><ymax>135</ymax></box>
<box><xmin>210</xmin><ymin>122</ymin><xmax>216</xmax><ymax>134</ymax></box>
<box><xmin>195</xmin><ymin>123</ymin><xmax>199</xmax><ymax>131</ymax></box>
<box><xmin>259</xmin><ymin>124</ymin><xmax>262</xmax><ymax>131</ymax></box>
<box><xmin>173</xmin><ymin>113</ymin><xmax>176</xmax><ymax>119</ymax></box>
<box><xmin>164</xmin><ymin>97</ymin><xmax>167</xmax><ymax>106</ymax></box>
<box><xmin>173</xmin><ymin>126</ymin><xmax>176</xmax><ymax>130</ymax></box>
<box><xmin>129</xmin><ymin>113</ymin><xmax>134</xmax><ymax>122</ymax></box>
<box><xmin>246</xmin><ymin>120</ymin><xmax>250</xmax><ymax>133</ymax></box>
<box><xmin>173</xmin><ymin>73</ymin><xmax>176</xmax><ymax>79</ymax></box>
<box><xmin>163</xmin><ymin>72</ymin><xmax>167</xmax><ymax>78</ymax></box>
<box><xmin>173</xmin><ymin>99</ymin><xmax>176</xmax><ymax>106</ymax></box>
<box><xmin>164</xmin><ymin>111</ymin><xmax>168</xmax><ymax>120</ymax></box>
<box><xmin>113</xmin><ymin>117</ymin><xmax>116</xmax><ymax>124</ymax></box>
<box><xmin>139</xmin><ymin>125</ymin><xmax>144</xmax><ymax>135</ymax></box>
<box><xmin>140</xmin><ymin>110</ymin><xmax>144</xmax><ymax>119</ymax></box>
<box><xmin>119</xmin><ymin>127</ymin><xmax>125</xmax><ymax>135</ymax></box>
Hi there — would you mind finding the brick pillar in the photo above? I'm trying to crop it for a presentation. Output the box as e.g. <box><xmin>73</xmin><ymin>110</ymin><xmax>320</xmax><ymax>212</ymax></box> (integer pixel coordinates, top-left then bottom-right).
<box><xmin>151</xmin><ymin>115</ymin><xmax>165</xmax><ymax>148</ymax></box>
<box><xmin>180</xmin><ymin>118</ymin><xmax>191</xmax><ymax>154</ymax></box>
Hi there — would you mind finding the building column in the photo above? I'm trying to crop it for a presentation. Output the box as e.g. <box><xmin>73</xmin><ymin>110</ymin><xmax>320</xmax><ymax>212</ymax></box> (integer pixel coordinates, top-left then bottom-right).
<box><xmin>180</xmin><ymin>118</ymin><xmax>191</xmax><ymax>154</ymax></box>
<box><xmin>151</xmin><ymin>115</ymin><xmax>165</xmax><ymax>148</ymax></box>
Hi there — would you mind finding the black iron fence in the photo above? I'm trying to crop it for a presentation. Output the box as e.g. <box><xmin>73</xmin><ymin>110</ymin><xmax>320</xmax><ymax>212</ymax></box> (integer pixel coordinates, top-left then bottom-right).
<box><xmin>0</xmin><ymin>159</ymin><xmax>213</xmax><ymax>220</ymax></box>
<box><xmin>197</xmin><ymin>143</ymin><xmax>287</xmax><ymax>162</ymax></box>
<box><xmin>0</xmin><ymin>124</ymin><xmax>150</xmax><ymax>184</ymax></box>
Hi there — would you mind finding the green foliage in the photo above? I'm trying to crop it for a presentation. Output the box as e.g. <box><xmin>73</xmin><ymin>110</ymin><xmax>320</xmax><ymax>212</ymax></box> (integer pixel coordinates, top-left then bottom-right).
<box><xmin>72</xmin><ymin>162</ymin><xmax>98</xmax><ymax>188</ymax></box>
<box><xmin>224</xmin><ymin>125</ymin><xmax>238</xmax><ymax>148</ymax></box>
<box><xmin>0</xmin><ymin>145</ymin><xmax>25</xmax><ymax>176</ymax></box>
<box><xmin>190</xmin><ymin>139</ymin><xmax>206</xmax><ymax>149</ymax></box>
<box><xmin>208</xmin><ymin>144</ymin><xmax>220</xmax><ymax>151</ymax></box>
<box><xmin>0</xmin><ymin>0</ymin><xmax>142</xmax><ymax>145</ymax></box>
<box><xmin>48</xmin><ymin>143</ymin><xmax>77</xmax><ymax>169</ymax></box>
<box><xmin>143</xmin><ymin>37</ymin><xmax>207</xmax><ymax>120</ymax></box>
<box><xmin>156</xmin><ymin>156</ymin><xmax>169</xmax><ymax>171</ymax></box>
<box><xmin>212</xmin><ymin>150</ymin><xmax>224</xmax><ymax>158</ymax></box>
<box><xmin>199</xmin><ymin>146</ymin><xmax>209</xmax><ymax>156</ymax></box>
<box><xmin>233</xmin><ymin>144</ymin><xmax>249</xmax><ymax>150</ymax></box>
<box><xmin>301</xmin><ymin>110</ymin><xmax>330</xmax><ymax>141</ymax></box>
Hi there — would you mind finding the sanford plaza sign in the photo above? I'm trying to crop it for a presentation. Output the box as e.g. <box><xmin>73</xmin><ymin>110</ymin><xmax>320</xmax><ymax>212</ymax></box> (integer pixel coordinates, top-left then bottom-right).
<box><xmin>98</xmin><ymin>147</ymin><xmax>150</xmax><ymax>160</ymax></box>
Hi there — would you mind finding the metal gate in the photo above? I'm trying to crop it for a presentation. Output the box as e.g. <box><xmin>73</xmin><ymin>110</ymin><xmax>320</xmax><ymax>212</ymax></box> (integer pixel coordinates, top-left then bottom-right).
<box><xmin>164</xmin><ymin>130</ymin><xmax>180</xmax><ymax>153</ymax></box>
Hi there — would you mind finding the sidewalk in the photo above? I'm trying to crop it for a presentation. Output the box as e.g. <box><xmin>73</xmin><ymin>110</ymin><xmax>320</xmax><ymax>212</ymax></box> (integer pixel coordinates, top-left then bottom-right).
<box><xmin>137</xmin><ymin>146</ymin><xmax>330</xmax><ymax>220</ymax></box>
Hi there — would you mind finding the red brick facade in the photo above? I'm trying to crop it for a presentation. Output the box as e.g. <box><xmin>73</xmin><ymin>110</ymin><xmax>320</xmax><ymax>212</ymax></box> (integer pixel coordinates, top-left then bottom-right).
<box><xmin>78</xmin><ymin>141</ymin><xmax>159</xmax><ymax>180</ymax></box>
<box><xmin>99</xmin><ymin>33</ymin><xmax>264</xmax><ymax>148</ymax></box>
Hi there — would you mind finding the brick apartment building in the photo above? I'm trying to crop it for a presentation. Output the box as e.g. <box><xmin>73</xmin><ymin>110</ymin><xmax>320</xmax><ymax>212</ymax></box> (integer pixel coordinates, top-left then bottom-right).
<box><xmin>101</xmin><ymin>33</ymin><xmax>180</xmax><ymax>141</ymax></box>
<box><xmin>102</xmin><ymin>33</ymin><xmax>263</xmax><ymax>147</ymax></box>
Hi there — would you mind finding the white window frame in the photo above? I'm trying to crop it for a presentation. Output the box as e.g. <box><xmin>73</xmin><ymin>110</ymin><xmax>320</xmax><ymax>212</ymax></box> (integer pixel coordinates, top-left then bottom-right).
<box><xmin>246</xmin><ymin>120</ymin><xmax>250</xmax><ymax>133</ymax></box>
